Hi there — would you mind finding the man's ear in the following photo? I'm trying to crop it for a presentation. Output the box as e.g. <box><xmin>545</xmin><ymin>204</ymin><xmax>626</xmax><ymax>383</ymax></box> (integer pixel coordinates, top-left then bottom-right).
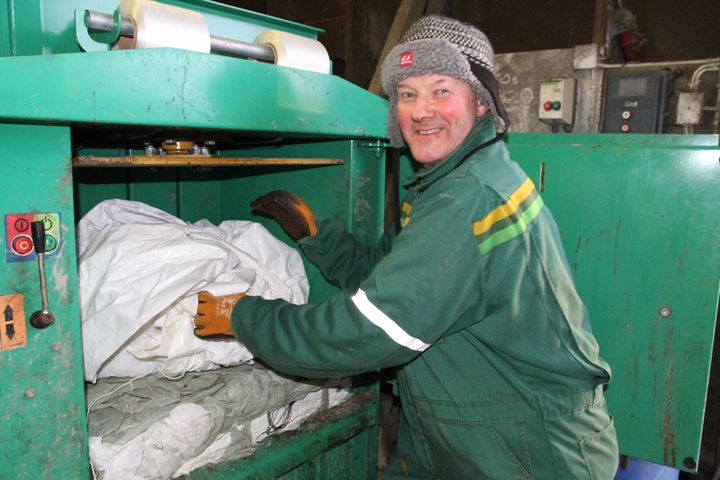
<box><xmin>477</xmin><ymin>103</ymin><xmax>488</xmax><ymax>118</ymax></box>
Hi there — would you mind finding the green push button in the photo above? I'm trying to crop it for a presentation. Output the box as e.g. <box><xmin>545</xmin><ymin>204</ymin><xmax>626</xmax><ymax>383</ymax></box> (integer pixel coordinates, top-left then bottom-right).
<box><xmin>552</xmin><ymin>101</ymin><xmax>561</xmax><ymax>110</ymax></box>
<box><xmin>45</xmin><ymin>234</ymin><xmax>58</xmax><ymax>252</ymax></box>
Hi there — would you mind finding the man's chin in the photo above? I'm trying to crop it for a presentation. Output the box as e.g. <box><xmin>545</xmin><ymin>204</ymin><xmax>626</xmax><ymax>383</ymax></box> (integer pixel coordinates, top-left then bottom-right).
<box><xmin>411</xmin><ymin>152</ymin><xmax>444</xmax><ymax>166</ymax></box>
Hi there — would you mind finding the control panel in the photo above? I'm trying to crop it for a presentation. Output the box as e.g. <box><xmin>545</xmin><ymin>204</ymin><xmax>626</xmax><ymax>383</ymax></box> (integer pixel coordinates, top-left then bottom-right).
<box><xmin>5</xmin><ymin>213</ymin><xmax>61</xmax><ymax>262</ymax></box>
<box><xmin>538</xmin><ymin>78</ymin><xmax>576</xmax><ymax>129</ymax></box>
<box><xmin>601</xmin><ymin>70</ymin><xmax>672</xmax><ymax>134</ymax></box>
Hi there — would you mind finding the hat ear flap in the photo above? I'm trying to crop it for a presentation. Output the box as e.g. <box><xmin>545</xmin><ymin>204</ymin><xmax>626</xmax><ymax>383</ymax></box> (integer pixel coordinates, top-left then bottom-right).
<box><xmin>469</xmin><ymin>62</ymin><xmax>509</xmax><ymax>132</ymax></box>
<box><xmin>386</xmin><ymin>101</ymin><xmax>405</xmax><ymax>148</ymax></box>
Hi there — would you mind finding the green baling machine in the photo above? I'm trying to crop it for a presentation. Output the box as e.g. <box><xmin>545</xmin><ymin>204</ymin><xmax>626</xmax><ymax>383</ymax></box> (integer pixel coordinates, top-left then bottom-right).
<box><xmin>1</xmin><ymin>1</ymin><xmax>720</xmax><ymax>479</ymax></box>
<box><xmin>0</xmin><ymin>1</ymin><xmax>387</xmax><ymax>478</ymax></box>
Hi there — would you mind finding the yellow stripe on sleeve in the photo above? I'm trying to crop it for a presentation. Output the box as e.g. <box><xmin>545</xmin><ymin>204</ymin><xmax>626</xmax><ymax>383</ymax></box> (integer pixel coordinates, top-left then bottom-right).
<box><xmin>472</xmin><ymin>178</ymin><xmax>536</xmax><ymax>236</ymax></box>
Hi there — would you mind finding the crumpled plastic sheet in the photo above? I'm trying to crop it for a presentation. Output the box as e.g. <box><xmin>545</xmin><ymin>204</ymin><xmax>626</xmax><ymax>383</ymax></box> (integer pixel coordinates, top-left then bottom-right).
<box><xmin>78</xmin><ymin>199</ymin><xmax>309</xmax><ymax>382</ymax></box>
<box><xmin>87</xmin><ymin>364</ymin><xmax>351</xmax><ymax>479</ymax></box>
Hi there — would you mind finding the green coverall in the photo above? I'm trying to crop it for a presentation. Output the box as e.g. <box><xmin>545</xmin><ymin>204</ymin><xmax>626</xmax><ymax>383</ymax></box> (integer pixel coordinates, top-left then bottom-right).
<box><xmin>233</xmin><ymin>115</ymin><xmax>619</xmax><ymax>479</ymax></box>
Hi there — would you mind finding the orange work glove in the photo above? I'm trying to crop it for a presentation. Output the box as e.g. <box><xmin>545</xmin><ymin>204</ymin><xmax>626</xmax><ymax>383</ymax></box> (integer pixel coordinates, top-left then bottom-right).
<box><xmin>250</xmin><ymin>190</ymin><xmax>318</xmax><ymax>240</ymax></box>
<box><xmin>194</xmin><ymin>291</ymin><xmax>245</xmax><ymax>338</ymax></box>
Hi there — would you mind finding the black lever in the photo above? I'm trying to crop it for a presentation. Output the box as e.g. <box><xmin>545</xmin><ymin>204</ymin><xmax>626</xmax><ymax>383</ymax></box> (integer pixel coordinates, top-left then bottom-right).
<box><xmin>29</xmin><ymin>221</ymin><xmax>55</xmax><ymax>329</ymax></box>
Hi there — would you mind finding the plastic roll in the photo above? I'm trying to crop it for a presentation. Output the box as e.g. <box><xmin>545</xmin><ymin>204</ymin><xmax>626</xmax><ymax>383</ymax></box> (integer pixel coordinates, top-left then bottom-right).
<box><xmin>254</xmin><ymin>29</ymin><xmax>331</xmax><ymax>74</ymax></box>
<box><xmin>116</xmin><ymin>0</ymin><xmax>211</xmax><ymax>53</ymax></box>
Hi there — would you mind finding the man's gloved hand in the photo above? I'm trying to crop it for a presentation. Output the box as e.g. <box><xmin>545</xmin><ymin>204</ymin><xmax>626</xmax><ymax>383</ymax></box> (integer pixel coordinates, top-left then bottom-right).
<box><xmin>250</xmin><ymin>190</ymin><xmax>318</xmax><ymax>241</ymax></box>
<box><xmin>194</xmin><ymin>291</ymin><xmax>245</xmax><ymax>338</ymax></box>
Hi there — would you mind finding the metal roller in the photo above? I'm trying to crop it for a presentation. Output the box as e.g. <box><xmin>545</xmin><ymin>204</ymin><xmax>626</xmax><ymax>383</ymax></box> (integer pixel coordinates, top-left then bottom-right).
<box><xmin>84</xmin><ymin>9</ymin><xmax>276</xmax><ymax>62</ymax></box>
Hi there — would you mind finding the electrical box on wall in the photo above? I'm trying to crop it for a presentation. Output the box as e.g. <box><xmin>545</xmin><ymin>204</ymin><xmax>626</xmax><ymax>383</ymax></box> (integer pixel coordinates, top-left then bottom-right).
<box><xmin>601</xmin><ymin>70</ymin><xmax>672</xmax><ymax>133</ymax></box>
<box><xmin>538</xmin><ymin>78</ymin><xmax>576</xmax><ymax>130</ymax></box>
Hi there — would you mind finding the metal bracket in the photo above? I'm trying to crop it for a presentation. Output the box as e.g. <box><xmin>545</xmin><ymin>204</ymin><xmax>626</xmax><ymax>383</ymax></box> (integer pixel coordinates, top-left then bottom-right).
<box><xmin>75</xmin><ymin>9</ymin><xmax>121</xmax><ymax>52</ymax></box>
<box><xmin>357</xmin><ymin>140</ymin><xmax>392</xmax><ymax>159</ymax></box>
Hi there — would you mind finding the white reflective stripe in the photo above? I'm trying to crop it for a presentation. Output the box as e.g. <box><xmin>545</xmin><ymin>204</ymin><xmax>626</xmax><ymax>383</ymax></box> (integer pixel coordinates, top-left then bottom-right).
<box><xmin>350</xmin><ymin>289</ymin><xmax>431</xmax><ymax>352</ymax></box>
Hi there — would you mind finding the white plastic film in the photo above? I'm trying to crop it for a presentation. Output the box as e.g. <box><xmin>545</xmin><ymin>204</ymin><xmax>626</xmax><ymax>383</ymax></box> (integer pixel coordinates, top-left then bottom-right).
<box><xmin>78</xmin><ymin>199</ymin><xmax>309</xmax><ymax>382</ymax></box>
<box><xmin>254</xmin><ymin>29</ymin><xmax>331</xmax><ymax>74</ymax></box>
<box><xmin>116</xmin><ymin>0</ymin><xmax>211</xmax><ymax>53</ymax></box>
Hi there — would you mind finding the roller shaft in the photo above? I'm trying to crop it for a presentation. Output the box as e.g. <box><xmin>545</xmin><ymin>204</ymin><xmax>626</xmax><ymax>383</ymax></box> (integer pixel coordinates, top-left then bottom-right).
<box><xmin>84</xmin><ymin>10</ymin><xmax>275</xmax><ymax>62</ymax></box>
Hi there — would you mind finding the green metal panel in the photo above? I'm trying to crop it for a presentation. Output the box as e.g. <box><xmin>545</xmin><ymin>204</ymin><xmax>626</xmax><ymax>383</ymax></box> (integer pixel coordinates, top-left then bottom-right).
<box><xmin>0</xmin><ymin>0</ymin><xmax>321</xmax><ymax>56</ymax></box>
<box><xmin>504</xmin><ymin>133</ymin><xmax>719</xmax><ymax>471</ymax></box>
<box><xmin>0</xmin><ymin>49</ymin><xmax>387</xmax><ymax>140</ymax></box>
<box><xmin>0</xmin><ymin>124</ymin><xmax>87</xmax><ymax>479</ymax></box>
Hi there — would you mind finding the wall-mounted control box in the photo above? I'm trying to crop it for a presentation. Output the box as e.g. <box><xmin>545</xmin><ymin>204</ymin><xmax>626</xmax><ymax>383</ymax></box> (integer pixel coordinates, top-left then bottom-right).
<box><xmin>601</xmin><ymin>70</ymin><xmax>672</xmax><ymax>134</ymax></box>
<box><xmin>538</xmin><ymin>77</ymin><xmax>576</xmax><ymax>126</ymax></box>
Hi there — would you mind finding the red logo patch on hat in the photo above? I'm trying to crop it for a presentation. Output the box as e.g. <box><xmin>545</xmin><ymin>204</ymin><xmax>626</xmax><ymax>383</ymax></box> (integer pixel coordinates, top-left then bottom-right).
<box><xmin>400</xmin><ymin>51</ymin><xmax>414</xmax><ymax>67</ymax></box>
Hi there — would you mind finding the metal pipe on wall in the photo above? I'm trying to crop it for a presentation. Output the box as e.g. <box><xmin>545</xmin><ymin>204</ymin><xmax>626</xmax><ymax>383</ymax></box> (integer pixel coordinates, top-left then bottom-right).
<box><xmin>598</xmin><ymin>56</ymin><xmax>720</xmax><ymax>70</ymax></box>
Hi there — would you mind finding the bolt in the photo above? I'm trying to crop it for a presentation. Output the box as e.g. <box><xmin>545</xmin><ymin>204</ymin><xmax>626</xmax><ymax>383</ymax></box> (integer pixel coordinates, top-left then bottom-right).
<box><xmin>683</xmin><ymin>457</ymin><xmax>697</xmax><ymax>469</ymax></box>
<box><xmin>51</xmin><ymin>342</ymin><xmax>61</xmax><ymax>352</ymax></box>
<box><xmin>24</xmin><ymin>387</ymin><xmax>37</xmax><ymax>399</ymax></box>
<box><xmin>659</xmin><ymin>307</ymin><xmax>672</xmax><ymax>318</ymax></box>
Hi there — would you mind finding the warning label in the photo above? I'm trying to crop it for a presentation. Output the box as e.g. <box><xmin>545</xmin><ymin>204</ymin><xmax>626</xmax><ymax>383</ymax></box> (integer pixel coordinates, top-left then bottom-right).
<box><xmin>0</xmin><ymin>293</ymin><xmax>27</xmax><ymax>352</ymax></box>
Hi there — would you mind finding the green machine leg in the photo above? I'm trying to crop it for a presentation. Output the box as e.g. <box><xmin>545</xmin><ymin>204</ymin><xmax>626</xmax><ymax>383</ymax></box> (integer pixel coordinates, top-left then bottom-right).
<box><xmin>0</xmin><ymin>124</ymin><xmax>88</xmax><ymax>479</ymax></box>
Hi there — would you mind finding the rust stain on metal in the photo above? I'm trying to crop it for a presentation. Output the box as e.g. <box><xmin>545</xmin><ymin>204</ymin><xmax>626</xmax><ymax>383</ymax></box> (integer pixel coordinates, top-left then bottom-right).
<box><xmin>612</xmin><ymin>221</ymin><xmax>623</xmax><ymax>277</ymax></box>
<box><xmin>51</xmin><ymin>257</ymin><xmax>70</xmax><ymax>301</ymax></box>
<box><xmin>663</xmin><ymin>367</ymin><xmax>676</xmax><ymax>466</ymax></box>
<box><xmin>56</xmin><ymin>166</ymin><xmax>73</xmax><ymax>189</ymax></box>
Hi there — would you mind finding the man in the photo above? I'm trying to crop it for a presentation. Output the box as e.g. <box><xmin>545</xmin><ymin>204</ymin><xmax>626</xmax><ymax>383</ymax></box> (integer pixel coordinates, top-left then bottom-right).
<box><xmin>195</xmin><ymin>15</ymin><xmax>619</xmax><ymax>479</ymax></box>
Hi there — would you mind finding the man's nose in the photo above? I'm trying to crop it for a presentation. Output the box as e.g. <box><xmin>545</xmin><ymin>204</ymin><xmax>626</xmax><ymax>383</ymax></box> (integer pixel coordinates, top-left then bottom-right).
<box><xmin>411</xmin><ymin>96</ymin><xmax>435</xmax><ymax>121</ymax></box>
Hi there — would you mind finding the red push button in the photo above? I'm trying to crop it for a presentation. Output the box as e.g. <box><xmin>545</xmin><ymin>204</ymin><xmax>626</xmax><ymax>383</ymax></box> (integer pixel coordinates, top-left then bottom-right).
<box><xmin>543</xmin><ymin>101</ymin><xmax>553</xmax><ymax>111</ymax></box>
<box><xmin>11</xmin><ymin>234</ymin><xmax>33</xmax><ymax>256</ymax></box>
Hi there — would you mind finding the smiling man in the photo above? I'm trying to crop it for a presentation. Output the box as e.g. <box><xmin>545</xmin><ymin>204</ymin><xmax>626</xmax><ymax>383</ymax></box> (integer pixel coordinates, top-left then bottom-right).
<box><xmin>195</xmin><ymin>15</ymin><xmax>619</xmax><ymax>479</ymax></box>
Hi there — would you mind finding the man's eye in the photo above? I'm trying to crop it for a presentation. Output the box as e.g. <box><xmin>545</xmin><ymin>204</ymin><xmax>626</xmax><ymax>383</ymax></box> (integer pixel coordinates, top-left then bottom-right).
<box><xmin>436</xmin><ymin>89</ymin><xmax>449</xmax><ymax>95</ymax></box>
<box><xmin>399</xmin><ymin>92</ymin><xmax>415</xmax><ymax>99</ymax></box>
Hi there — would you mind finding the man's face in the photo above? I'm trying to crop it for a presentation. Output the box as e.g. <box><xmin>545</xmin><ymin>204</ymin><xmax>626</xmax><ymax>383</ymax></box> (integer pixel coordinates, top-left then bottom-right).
<box><xmin>396</xmin><ymin>75</ymin><xmax>486</xmax><ymax>166</ymax></box>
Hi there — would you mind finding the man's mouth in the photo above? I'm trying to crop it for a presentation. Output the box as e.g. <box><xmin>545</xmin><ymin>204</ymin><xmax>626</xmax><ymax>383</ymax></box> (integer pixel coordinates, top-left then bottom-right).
<box><xmin>416</xmin><ymin>127</ymin><xmax>441</xmax><ymax>136</ymax></box>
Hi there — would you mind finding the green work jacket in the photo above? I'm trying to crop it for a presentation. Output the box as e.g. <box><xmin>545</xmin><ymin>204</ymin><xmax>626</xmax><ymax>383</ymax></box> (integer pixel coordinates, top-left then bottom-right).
<box><xmin>233</xmin><ymin>115</ymin><xmax>618</xmax><ymax>478</ymax></box>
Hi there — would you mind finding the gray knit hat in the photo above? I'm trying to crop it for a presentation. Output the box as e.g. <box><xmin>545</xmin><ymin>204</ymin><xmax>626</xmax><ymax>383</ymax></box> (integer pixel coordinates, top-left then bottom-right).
<box><xmin>381</xmin><ymin>15</ymin><xmax>508</xmax><ymax>147</ymax></box>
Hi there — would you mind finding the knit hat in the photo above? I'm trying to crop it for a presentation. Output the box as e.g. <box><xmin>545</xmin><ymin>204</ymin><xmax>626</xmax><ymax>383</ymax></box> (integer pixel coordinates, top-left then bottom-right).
<box><xmin>381</xmin><ymin>15</ymin><xmax>508</xmax><ymax>147</ymax></box>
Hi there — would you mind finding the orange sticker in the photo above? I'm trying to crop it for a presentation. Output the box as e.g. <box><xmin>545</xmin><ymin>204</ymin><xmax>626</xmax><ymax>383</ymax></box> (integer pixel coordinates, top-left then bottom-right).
<box><xmin>0</xmin><ymin>293</ymin><xmax>27</xmax><ymax>351</ymax></box>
